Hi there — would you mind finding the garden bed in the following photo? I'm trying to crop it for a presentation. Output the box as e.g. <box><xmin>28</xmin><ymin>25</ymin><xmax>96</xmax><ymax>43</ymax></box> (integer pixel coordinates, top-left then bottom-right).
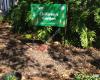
<box><xmin>0</xmin><ymin>24</ymin><xmax>100</xmax><ymax>80</ymax></box>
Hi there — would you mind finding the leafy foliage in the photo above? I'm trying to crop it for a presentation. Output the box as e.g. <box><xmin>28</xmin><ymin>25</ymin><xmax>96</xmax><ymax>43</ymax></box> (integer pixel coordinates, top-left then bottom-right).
<box><xmin>94</xmin><ymin>8</ymin><xmax>100</xmax><ymax>25</ymax></box>
<box><xmin>22</xmin><ymin>34</ymin><xmax>33</xmax><ymax>39</ymax></box>
<box><xmin>74</xmin><ymin>73</ymin><xmax>100</xmax><ymax>80</ymax></box>
<box><xmin>2</xmin><ymin>72</ymin><xmax>22</xmax><ymax>80</ymax></box>
<box><xmin>7</xmin><ymin>0</ymin><xmax>53</xmax><ymax>42</ymax></box>
<box><xmin>34</xmin><ymin>27</ymin><xmax>52</xmax><ymax>41</ymax></box>
<box><xmin>3</xmin><ymin>75</ymin><xmax>17</xmax><ymax>80</ymax></box>
<box><xmin>7</xmin><ymin>0</ymin><xmax>100</xmax><ymax>48</ymax></box>
<box><xmin>0</xmin><ymin>15</ymin><xmax>3</xmax><ymax>22</ymax></box>
<box><xmin>66</xmin><ymin>0</ymin><xmax>99</xmax><ymax>48</ymax></box>
<box><xmin>80</xmin><ymin>27</ymin><xmax>88</xmax><ymax>48</ymax></box>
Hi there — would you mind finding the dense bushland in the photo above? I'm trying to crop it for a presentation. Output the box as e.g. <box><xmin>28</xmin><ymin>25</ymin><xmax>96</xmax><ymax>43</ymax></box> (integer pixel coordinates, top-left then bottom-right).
<box><xmin>67</xmin><ymin>0</ymin><xmax>100</xmax><ymax>48</ymax></box>
<box><xmin>6</xmin><ymin>0</ymin><xmax>100</xmax><ymax>48</ymax></box>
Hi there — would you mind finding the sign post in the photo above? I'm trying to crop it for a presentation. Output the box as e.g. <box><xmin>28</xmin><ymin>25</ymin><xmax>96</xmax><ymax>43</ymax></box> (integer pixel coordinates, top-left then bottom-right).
<box><xmin>31</xmin><ymin>3</ymin><xmax>68</xmax><ymax>43</ymax></box>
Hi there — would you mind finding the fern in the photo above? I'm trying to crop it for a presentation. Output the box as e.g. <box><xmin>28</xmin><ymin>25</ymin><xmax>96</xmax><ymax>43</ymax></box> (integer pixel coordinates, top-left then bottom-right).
<box><xmin>79</xmin><ymin>27</ymin><xmax>96</xmax><ymax>48</ymax></box>
<box><xmin>35</xmin><ymin>27</ymin><xmax>52</xmax><ymax>41</ymax></box>
<box><xmin>87</xmin><ymin>31</ymin><xmax>96</xmax><ymax>46</ymax></box>
<box><xmin>94</xmin><ymin>8</ymin><xmax>100</xmax><ymax>25</ymax></box>
<box><xmin>80</xmin><ymin>27</ymin><xmax>88</xmax><ymax>48</ymax></box>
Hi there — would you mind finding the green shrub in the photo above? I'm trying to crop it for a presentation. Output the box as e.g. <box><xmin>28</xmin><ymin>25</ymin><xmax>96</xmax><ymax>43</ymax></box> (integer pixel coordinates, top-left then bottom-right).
<box><xmin>7</xmin><ymin>0</ymin><xmax>53</xmax><ymax>42</ymax></box>
<box><xmin>65</xmin><ymin>0</ymin><xmax>99</xmax><ymax>48</ymax></box>
<box><xmin>74</xmin><ymin>73</ymin><xmax>100</xmax><ymax>80</ymax></box>
<box><xmin>7</xmin><ymin>0</ymin><xmax>100</xmax><ymax>47</ymax></box>
<box><xmin>34</xmin><ymin>27</ymin><xmax>52</xmax><ymax>42</ymax></box>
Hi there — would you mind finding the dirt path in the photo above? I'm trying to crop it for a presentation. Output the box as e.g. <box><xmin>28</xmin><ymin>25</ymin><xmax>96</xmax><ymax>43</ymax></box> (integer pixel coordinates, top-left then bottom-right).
<box><xmin>24</xmin><ymin>47</ymin><xmax>74</xmax><ymax>79</ymax></box>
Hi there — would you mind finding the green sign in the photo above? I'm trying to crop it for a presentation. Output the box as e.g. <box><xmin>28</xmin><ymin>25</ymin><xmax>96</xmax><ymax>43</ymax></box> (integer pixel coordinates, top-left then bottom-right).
<box><xmin>31</xmin><ymin>4</ymin><xmax>67</xmax><ymax>27</ymax></box>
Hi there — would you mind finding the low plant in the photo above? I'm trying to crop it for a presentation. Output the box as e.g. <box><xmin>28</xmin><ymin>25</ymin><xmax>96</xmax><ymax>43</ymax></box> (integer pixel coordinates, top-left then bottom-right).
<box><xmin>74</xmin><ymin>73</ymin><xmax>100</xmax><ymax>80</ymax></box>
<box><xmin>2</xmin><ymin>72</ymin><xmax>22</xmax><ymax>80</ymax></box>
<box><xmin>34</xmin><ymin>27</ymin><xmax>52</xmax><ymax>42</ymax></box>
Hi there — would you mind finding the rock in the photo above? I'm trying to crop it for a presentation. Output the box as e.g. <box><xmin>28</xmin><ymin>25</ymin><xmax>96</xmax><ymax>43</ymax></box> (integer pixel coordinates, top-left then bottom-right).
<box><xmin>41</xmin><ymin>72</ymin><xmax>48</xmax><ymax>77</ymax></box>
<box><xmin>63</xmin><ymin>56</ymin><xmax>69</xmax><ymax>62</ymax></box>
<box><xmin>53</xmin><ymin>41</ymin><xmax>61</xmax><ymax>46</ymax></box>
<box><xmin>46</xmin><ymin>64</ymin><xmax>54</xmax><ymax>68</ymax></box>
<box><xmin>52</xmin><ymin>52</ymin><xmax>60</xmax><ymax>59</ymax></box>
<box><xmin>0</xmin><ymin>43</ymin><xmax>6</xmax><ymax>49</ymax></box>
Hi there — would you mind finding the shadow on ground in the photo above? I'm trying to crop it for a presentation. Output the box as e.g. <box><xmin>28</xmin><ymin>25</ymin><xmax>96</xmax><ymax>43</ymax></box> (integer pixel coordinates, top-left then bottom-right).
<box><xmin>0</xmin><ymin>27</ymin><xmax>36</xmax><ymax>70</ymax></box>
<box><xmin>0</xmin><ymin>39</ymin><xmax>31</xmax><ymax>70</ymax></box>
